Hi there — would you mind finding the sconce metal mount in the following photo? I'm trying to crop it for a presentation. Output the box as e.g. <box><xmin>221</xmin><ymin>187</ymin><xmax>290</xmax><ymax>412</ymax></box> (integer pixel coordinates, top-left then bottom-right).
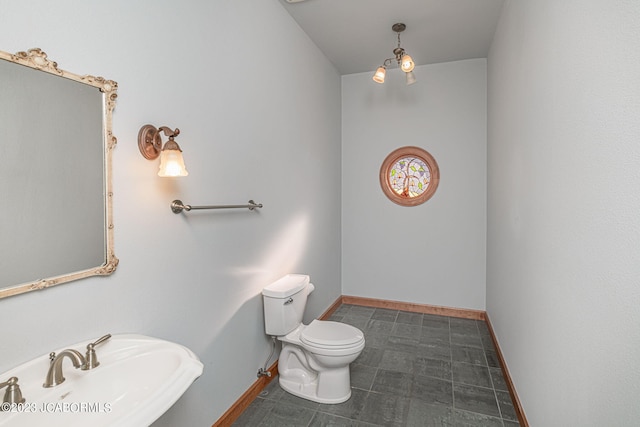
<box><xmin>138</xmin><ymin>125</ymin><xmax>180</xmax><ymax>160</ymax></box>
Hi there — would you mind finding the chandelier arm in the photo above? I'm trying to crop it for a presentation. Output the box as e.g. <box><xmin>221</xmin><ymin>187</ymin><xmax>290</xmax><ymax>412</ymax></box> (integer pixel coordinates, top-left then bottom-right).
<box><xmin>383</xmin><ymin>58</ymin><xmax>395</xmax><ymax>67</ymax></box>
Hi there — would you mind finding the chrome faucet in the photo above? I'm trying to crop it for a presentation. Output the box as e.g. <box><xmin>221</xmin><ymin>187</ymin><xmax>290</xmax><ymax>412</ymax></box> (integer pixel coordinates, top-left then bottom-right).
<box><xmin>0</xmin><ymin>377</ymin><xmax>25</xmax><ymax>408</ymax></box>
<box><xmin>43</xmin><ymin>334</ymin><xmax>111</xmax><ymax>388</ymax></box>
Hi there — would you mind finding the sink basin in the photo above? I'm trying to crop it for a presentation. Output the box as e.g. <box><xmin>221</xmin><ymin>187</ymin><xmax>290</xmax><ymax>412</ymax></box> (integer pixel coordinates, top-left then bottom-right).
<box><xmin>0</xmin><ymin>334</ymin><xmax>203</xmax><ymax>426</ymax></box>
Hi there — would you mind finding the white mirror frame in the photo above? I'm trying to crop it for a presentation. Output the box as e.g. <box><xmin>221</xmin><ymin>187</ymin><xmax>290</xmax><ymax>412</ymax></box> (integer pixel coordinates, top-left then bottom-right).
<box><xmin>0</xmin><ymin>48</ymin><xmax>118</xmax><ymax>299</ymax></box>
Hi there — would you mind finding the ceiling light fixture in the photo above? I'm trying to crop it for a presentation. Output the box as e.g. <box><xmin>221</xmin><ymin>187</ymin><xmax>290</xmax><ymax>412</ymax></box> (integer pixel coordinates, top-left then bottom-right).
<box><xmin>373</xmin><ymin>23</ymin><xmax>417</xmax><ymax>86</ymax></box>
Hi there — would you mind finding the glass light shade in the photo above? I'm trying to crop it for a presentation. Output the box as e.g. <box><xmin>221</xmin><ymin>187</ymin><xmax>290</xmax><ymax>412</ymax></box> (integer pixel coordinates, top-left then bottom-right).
<box><xmin>372</xmin><ymin>66</ymin><xmax>386</xmax><ymax>83</ymax></box>
<box><xmin>158</xmin><ymin>141</ymin><xmax>188</xmax><ymax>177</ymax></box>
<box><xmin>400</xmin><ymin>54</ymin><xmax>415</xmax><ymax>72</ymax></box>
<box><xmin>405</xmin><ymin>70</ymin><xmax>417</xmax><ymax>85</ymax></box>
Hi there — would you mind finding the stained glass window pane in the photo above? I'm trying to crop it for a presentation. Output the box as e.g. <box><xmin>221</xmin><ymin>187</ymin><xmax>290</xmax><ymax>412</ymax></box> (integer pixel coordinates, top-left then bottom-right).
<box><xmin>389</xmin><ymin>156</ymin><xmax>431</xmax><ymax>198</ymax></box>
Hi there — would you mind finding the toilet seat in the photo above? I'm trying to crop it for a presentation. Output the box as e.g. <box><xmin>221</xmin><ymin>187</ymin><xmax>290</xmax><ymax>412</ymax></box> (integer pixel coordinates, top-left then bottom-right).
<box><xmin>301</xmin><ymin>320</ymin><xmax>364</xmax><ymax>349</ymax></box>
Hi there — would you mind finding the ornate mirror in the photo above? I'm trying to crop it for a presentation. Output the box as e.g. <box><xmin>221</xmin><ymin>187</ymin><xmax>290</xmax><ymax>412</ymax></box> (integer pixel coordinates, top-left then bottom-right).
<box><xmin>0</xmin><ymin>48</ymin><xmax>118</xmax><ymax>299</ymax></box>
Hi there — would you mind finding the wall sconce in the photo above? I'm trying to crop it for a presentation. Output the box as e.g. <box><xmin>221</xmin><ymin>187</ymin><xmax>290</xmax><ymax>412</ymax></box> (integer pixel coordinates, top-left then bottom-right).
<box><xmin>372</xmin><ymin>23</ymin><xmax>417</xmax><ymax>86</ymax></box>
<box><xmin>138</xmin><ymin>124</ymin><xmax>189</xmax><ymax>177</ymax></box>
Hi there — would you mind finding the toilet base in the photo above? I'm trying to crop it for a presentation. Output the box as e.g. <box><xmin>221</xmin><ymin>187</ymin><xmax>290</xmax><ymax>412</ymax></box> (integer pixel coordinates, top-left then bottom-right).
<box><xmin>279</xmin><ymin>374</ymin><xmax>351</xmax><ymax>404</ymax></box>
<box><xmin>277</xmin><ymin>343</ymin><xmax>354</xmax><ymax>404</ymax></box>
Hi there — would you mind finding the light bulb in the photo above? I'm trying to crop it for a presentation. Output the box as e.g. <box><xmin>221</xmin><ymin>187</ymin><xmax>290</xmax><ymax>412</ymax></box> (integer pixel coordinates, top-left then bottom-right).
<box><xmin>400</xmin><ymin>54</ymin><xmax>415</xmax><ymax>72</ymax></box>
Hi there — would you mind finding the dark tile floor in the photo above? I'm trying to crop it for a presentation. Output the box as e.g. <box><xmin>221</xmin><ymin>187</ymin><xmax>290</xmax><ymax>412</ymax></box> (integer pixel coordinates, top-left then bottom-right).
<box><xmin>233</xmin><ymin>304</ymin><xmax>520</xmax><ymax>426</ymax></box>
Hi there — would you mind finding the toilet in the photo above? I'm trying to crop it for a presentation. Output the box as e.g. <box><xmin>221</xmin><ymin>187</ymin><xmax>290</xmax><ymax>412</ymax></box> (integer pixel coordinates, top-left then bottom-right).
<box><xmin>262</xmin><ymin>274</ymin><xmax>365</xmax><ymax>404</ymax></box>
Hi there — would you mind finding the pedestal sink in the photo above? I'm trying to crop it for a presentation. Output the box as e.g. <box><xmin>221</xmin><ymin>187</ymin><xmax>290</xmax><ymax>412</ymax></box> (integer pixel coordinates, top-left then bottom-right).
<box><xmin>0</xmin><ymin>334</ymin><xmax>203</xmax><ymax>426</ymax></box>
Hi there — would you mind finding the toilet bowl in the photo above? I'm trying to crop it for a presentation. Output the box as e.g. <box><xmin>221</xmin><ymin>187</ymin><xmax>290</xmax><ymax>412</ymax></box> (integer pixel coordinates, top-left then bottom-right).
<box><xmin>262</xmin><ymin>275</ymin><xmax>365</xmax><ymax>404</ymax></box>
<box><xmin>278</xmin><ymin>320</ymin><xmax>365</xmax><ymax>403</ymax></box>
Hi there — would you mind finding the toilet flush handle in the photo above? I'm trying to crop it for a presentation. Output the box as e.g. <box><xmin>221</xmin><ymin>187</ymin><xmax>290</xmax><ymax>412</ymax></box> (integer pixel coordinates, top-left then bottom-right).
<box><xmin>284</xmin><ymin>298</ymin><xmax>294</xmax><ymax>305</ymax></box>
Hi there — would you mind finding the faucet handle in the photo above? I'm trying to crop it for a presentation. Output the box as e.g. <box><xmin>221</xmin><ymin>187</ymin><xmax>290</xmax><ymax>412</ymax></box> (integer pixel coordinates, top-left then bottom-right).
<box><xmin>81</xmin><ymin>334</ymin><xmax>111</xmax><ymax>371</ymax></box>
<box><xmin>88</xmin><ymin>334</ymin><xmax>112</xmax><ymax>349</ymax></box>
<box><xmin>0</xmin><ymin>377</ymin><xmax>25</xmax><ymax>407</ymax></box>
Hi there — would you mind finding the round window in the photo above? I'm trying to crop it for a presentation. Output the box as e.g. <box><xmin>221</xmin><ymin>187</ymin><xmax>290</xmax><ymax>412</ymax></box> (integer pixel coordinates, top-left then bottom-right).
<box><xmin>379</xmin><ymin>146</ymin><xmax>440</xmax><ymax>206</ymax></box>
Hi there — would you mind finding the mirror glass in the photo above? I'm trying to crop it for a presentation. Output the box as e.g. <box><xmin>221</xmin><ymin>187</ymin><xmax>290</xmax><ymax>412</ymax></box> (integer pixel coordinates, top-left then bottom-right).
<box><xmin>0</xmin><ymin>48</ymin><xmax>118</xmax><ymax>299</ymax></box>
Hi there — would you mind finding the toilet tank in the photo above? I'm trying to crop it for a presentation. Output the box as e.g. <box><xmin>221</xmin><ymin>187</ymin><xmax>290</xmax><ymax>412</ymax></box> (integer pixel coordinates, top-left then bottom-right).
<box><xmin>262</xmin><ymin>274</ymin><xmax>314</xmax><ymax>336</ymax></box>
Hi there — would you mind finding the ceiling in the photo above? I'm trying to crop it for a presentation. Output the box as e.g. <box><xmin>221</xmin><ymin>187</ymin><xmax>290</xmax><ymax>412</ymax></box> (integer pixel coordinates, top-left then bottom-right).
<box><xmin>278</xmin><ymin>0</ymin><xmax>505</xmax><ymax>76</ymax></box>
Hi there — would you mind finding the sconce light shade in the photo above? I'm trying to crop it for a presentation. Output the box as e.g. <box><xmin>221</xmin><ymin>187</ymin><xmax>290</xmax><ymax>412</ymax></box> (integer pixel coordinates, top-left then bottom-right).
<box><xmin>373</xmin><ymin>66</ymin><xmax>386</xmax><ymax>83</ymax></box>
<box><xmin>158</xmin><ymin>140</ymin><xmax>188</xmax><ymax>177</ymax></box>
<box><xmin>405</xmin><ymin>70</ymin><xmax>417</xmax><ymax>85</ymax></box>
<box><xmin>138</xmin><ymin>124</ymin><xmax>189</xmax><ymax>177</ymax></box>
<box><xmin>400</xmin><ymin>54</ymin><xmax>415</xmax><ymax>73</ymax></box>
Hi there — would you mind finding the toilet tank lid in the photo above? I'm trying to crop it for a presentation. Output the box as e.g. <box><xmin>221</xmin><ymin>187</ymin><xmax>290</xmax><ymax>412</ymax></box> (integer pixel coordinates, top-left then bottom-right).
<box><xmin>262</xmin><ymin>274</ymin><xmax>310</xmax><ymax>298</ymax></box>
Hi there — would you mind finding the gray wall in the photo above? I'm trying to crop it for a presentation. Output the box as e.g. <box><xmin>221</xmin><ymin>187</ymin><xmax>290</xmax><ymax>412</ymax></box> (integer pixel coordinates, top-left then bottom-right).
<box><xmin>0</xmin><ymin>1</ymin><xmax>342</xmax><ymax>425</ymax></box>
<box><xmin>487</xmin><ymin>0</ymin><xmax>640</xmax><ymax>425</ymax></box>
<box><xmin>342</xmin><ymin>59</ymin><xmax>487</xmax><ymax>310</ymax></box>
